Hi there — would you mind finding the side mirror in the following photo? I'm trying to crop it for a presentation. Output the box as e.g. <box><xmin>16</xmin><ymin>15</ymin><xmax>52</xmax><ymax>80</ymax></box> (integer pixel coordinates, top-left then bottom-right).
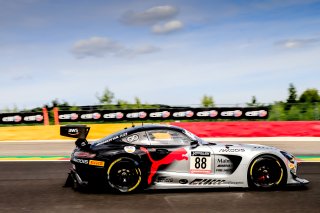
<box><xmin>190</xmin><ymin>140</ymin><xmax>199</xmax><ymax>148</ymax></box>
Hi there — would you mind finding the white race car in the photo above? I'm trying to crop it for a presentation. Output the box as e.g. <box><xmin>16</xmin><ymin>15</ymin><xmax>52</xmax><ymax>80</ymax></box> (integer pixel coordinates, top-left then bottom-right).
<box><xmin>62</xmin><ymin>124</ymin><xmax>309</xmax><ymax>193</ymax></box>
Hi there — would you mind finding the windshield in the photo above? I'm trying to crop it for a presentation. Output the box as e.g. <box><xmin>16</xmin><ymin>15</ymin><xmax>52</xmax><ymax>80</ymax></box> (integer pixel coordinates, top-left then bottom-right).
<box><xmin>183</xmin><ymin>129</ymin><xmax>207</xmax><ymax>145</ymax></box>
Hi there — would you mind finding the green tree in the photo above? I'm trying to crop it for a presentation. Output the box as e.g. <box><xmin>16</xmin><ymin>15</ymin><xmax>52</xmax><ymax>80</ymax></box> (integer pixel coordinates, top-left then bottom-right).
<box><xmin>116</xmin><ymin>99</ymin><xmax>130</xmax><ymax>109</ymax></box>
<box><xmin>96</xmin><ymin>87</ymin><xmax>115</xmax><ymax>104</ymax></box>
<box><xmin>134</xmin><ymin>97</ymin><xmax>141</xmax><ymax>108</ymax></box>
<box><xmin>299</xmin><ymin>89</ymin><xmax>320</xmax><ymax>103</ymax></box>
<box><xmin>201</xmin><ymin>95</ymin><xmax>214</xmax><ymax>107</ymax></box>
<box><xmin>287</xmin><ymin>105</ymin><xmax>301</xmax><ymax>120</ymax></box>
<box><xmin>246</xmin><ymin>96</ymin><xmax>259</xmax><ymax>107</ymax></box>
<box><xmin>287</xmin><ymin>83</ymin><xmax>298</xmax><ymax>103</ymax></box>
<box><xmin>268</xmin><ymin>102</ymin><xmax>286</xmax><ymax>121</ymax></box>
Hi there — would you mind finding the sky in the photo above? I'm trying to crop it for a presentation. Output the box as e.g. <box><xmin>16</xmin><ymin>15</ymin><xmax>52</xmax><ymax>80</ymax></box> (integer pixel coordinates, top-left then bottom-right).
<box><xmin>1</xmin><ymin>0</ymin><xmax>320</xmax><ymax>109</ymax></box>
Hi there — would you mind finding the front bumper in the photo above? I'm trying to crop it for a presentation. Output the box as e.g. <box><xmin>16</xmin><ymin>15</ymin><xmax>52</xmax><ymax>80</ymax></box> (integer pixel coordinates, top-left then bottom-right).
<box><xmin>287</xmin><ymin>170</ymin><xmax>310</xmax><ymax>186</ymax></box>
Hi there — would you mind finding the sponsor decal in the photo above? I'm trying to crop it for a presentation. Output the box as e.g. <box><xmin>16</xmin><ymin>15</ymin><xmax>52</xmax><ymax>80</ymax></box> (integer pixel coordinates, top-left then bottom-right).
<box><xmin>68</xmin><ymin>128</ymin><xmax>79</xmax><ymax>136</ymax></box>
<box><xmin>217</xmin><ymin>164</ymin><xmax>232</xmax><ymax>167</ymax></box>
<box><xmin>23</xmin><ymin>115</ymin><xmax>43</xmax><ymax>122</ymax></box>
<box><xmin>196</xmin><ymin>110</ymin><xmax>218</xmax><ymax>117</ymax></box>
<box><xmin>190</xmin><ymin>151</ymin><xmax>212</xmax><ymax>174</ymax></box>
<box><xmin>95</xmin><ymin>132</ymin><xmax>127</xmax><ymax>146</ymax></box>
<box><xmin>2</xmin><ymin>115</ymin><xmax>22</xmax><ymax>123</ymax></box>
<box><xmin>140</xmin><ymin>147</ymin><xmax>188</xmax><ymax>184</ymax></box>
<box><xmin>224</xmin><ymin>181</ymin><xmax>244</xmax><ymax>185</ymax></box>
<box><xmin>191</xmin><ymin>151</ymin><xmax>210</xmax><ymax>156</ymax></box>
<box><xmin>80</xmin><ymin>141</ymin><xmax>87</xmax><ymax>147</ymax></box>
<box><xmin>220</xmin><ymin>110</ymin><xmax>242</xmax><ymax>117</ymax></box>
<box><xmin>156</xmin><ymin>176</ymin><xmax>173</xmax><ymax>183</ymax></box>
<box><xmin>73</xmin><ymin>158</ymin><xmax>88</xmax><ymax>164</ymax></box>
<box><xmin>215</xmin><ymin>169</ymin><xmax>232</xmax><ymax>172</ymax></box>
<box><xmin>126</xmin><ymin>134</ymin><xmax>139</xmax><ymax>143</ymax></box>
<box><xmin>89</xmin><ymin>160</ymin><xmax>105</xmax><ymax>167</ymax></box>
<box><xmin>219</xmin><ymin>148</ymin><xmax>245</xmax><ymax>152</ymax></box>
<box><xmin>215</xmin><ymin>156</ymin><xmax>235</xmax><ymax>173</ymax></box>
<box><xmin>173</xmin><ymin>110</ymin><xmax>194</xmax><ymax>118</ymax></box>
<box><xmin>103</xmin><ymin>112</ymin><xmax>124</xmax><ymax>119</ymax></box>
<box><xmin>124</xmin><ymin>146</ymin><xmax>136</xmax><ymax>153</ymax></box>
<box><xmin>126</xmin><ymin>111</ymin><xmax>147</xmax><ymax>119</ymax></box>
<box><xmin>179</xmin><ymin>179</ymin><xmax>188</xmax><ymax>184</ymax></box>
<box><xmin>59</xmin><ymin>113</ymin><xmax>78</xmax><ymax>120</ymax></box>
<box><xmin>81</xmin><ymin>112</ymin><xmax>101</xmax><ymax>120</ymax></box>
<box><xmin>217</xmin><ymin>158</ymin><xmax>230</xmax><ymax>163</ymax></box>
<box><xmin>245</xmin><ymin>110</ymin><xmax>268</xmax><ymax>117</ymax></box>
<box><xmin>189</xmin><ymin>179</ymin><xmax>225</xmax><ymax>185</ymax></box>
<box><xmin>149</xmin><ymin>111</ymin><xmax>170</xmax><ymax>118</ymax></box>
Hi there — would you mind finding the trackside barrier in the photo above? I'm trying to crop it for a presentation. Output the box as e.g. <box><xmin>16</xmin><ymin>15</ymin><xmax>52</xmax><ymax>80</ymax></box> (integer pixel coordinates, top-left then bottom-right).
<box><xmin>42</xmin><ymin>108</ymin><xmax>49</xmax><ymax>126</ymax></box>
<box><xmin>171</xmin><ymin>121</ymin><xmax>320</xmax><ymax>137</ymax></box>
<box><xmin>0</xmin><ymin>109</ymin><xmax>49</xmax><ymax>125</ymax></box>
<box><xmin>53</xmin><ymin>107</ymin><xmax>59</xmax><ymax>125</ymax></box>
<box><xmin>55</xmin><ymin>107</ymin><xmax>269</xmax><ymax>123</ymax></box>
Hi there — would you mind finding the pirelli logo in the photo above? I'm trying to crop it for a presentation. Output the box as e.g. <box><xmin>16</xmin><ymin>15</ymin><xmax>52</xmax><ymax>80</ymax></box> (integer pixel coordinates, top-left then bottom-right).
<box><xmin>89</xmin><ymin>160</ymin><xmax>105</xmax><ymax>167</ymax></box>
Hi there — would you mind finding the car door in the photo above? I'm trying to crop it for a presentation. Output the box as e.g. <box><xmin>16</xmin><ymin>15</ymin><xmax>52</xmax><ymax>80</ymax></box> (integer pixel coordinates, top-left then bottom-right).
<box><xmin>145</xmin><ymin>129</ymin><xmax>214</xmax><ymax>175</ymax></box>
<box><xmin>141</xmin><ymin>129</ymin><xmax>190</xmax><ymax>175</ymax></box>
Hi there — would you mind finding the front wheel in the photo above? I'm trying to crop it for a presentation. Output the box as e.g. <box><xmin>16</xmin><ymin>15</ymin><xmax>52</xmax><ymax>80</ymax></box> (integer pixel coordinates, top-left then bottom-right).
<box><xmin>248</xmin><ymin>155</ymin><xmax>286</xmax><ymax>190</ymax></box>
<box><xmin>107</xmin><ymin>157</ymin><xmax>142</xmax><ymax>193</ymax></box>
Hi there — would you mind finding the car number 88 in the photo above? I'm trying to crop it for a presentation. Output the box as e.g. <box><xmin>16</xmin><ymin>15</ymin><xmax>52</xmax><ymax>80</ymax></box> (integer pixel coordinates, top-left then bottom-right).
<box><xmin>194</xmin><ymin>157</ymin><xmax>207</xmax><ymax>169</ymax></box>
<box><xmin>190</xmin><ymin>155</ymin><xmax>211</xmax><ymax>174</ymax></box>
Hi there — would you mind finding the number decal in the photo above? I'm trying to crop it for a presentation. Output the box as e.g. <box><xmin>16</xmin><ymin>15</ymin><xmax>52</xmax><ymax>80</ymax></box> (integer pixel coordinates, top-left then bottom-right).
<box><xmin>201</xmin><ymin>157</ymin><xmax>207</xmax><ymax>169</ymax></box>
<box><xmin>190</xmin><ymin>151</ymin><xmax>212</xmax><ymax>174</ymax></box>
<box><xmin>195</xmin><ymin>157</ymin><xmax>200</xmax><ymax>168</ymax></box>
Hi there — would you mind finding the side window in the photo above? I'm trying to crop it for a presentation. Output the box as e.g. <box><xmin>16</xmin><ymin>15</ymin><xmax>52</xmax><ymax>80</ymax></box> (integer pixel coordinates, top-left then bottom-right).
<box><xmin>146</xmin><ymin>130</ymin><xmax>191</xmax><ymax>146</ymax></box>
<box><xmin>122</xmin><ymin>131</ymin><xmax>150</xmax><ymax>145</ymax></box>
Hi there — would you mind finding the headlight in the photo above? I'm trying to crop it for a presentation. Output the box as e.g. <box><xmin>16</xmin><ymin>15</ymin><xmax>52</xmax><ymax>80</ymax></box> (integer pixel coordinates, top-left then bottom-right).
<box><xmin>281</xmin><ymin>151</ymin><xmax>295</xmax><ymax>163</ymax></box>
<box><xmin>281</xmin><ymin>151</ymin><xmax>297</xmax><ymax>174</ymax></box>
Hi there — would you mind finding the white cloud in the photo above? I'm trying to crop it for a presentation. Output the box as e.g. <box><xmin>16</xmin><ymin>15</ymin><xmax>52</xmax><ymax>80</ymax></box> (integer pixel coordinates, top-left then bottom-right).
<box><xmin>132</xmin><ymin>44</ymin><xmax>160</xmax><ymax>55</ymax></box>
<box><xmin>71</xmin><ymin>36</ymin><xmax>160</xmax><ymax>59</ymax></box>
<box><xmin>71</xmin><ymin>37</ymin><xmax>122</xmax><ymax>58</ymax></box>
<box><xmin>152</xmin><ymin>20</ymin><xmax>184</xmax><ymax>34</ymax></box>
<box><xmin>121</xmin><ymin>5</ymin><xmax>178</xmax><ymax>25</ymax></box>
<box><xmin>275</xmin><ymin>38</ymin><xmax>320</xmax><ymax>49</ymax></box>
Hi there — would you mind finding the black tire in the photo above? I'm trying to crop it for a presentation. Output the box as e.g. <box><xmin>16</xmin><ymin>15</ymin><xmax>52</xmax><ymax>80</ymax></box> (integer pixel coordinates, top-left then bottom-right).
<box><xmin>248</xmin><ymin>155</ymin><xmax>287</xmax><ymax>190</ymax></box>
<box><xmin>107</xmin><ymin>157</ymin><xmax>143</xmax><ymax>193</ymax></box>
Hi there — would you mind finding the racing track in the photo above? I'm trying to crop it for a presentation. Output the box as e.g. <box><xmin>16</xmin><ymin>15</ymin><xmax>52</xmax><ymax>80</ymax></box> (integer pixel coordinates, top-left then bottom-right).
<box><xmin>0</xmin><ymin>162</ymin><xmax>319</xmax><ymax>213</ymax></box>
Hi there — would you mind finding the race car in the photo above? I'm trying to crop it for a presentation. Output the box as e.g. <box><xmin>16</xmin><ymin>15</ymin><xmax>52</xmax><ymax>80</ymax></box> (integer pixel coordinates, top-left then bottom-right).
<box><xmin>61</xmin><ymin>124</ymin><xmax>309</xmax><ymax>193</ymax></box>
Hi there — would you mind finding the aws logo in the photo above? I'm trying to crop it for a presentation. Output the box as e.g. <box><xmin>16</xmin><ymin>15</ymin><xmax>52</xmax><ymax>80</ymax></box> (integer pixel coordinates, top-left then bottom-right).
<box><xmin>68</xmin><ymin>128</ymin><xmax>79</xmax><ymax>136</ymax></box>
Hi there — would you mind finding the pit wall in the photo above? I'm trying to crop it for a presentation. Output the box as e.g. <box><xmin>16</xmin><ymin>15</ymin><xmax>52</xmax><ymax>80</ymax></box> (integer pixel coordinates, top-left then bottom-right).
<box><xmin>0</xmin><ymin>121</ymin><xmax>319</xmax><ymax>141</ymax></box>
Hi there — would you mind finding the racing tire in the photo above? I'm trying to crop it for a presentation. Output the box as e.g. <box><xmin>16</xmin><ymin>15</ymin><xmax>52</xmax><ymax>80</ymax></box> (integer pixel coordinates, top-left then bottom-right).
<box><xmin>248</xmin><ymin>155</ymin><xmax>287</xmax><ymax>190</ymax></box>
<box><xmin>107</xmin><ymin>157</ymin><xmax>143</xmax><ymax>193</ymax></box>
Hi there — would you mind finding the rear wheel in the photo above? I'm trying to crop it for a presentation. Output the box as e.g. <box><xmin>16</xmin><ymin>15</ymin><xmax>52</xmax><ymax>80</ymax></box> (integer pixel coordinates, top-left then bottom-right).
<box><xmin>248</xmin><ymin>155</ymin><xmax>286</xmax><ymax>190</ymax></box>
<box><xmin>107</xmin><ymin>157</ymin><xmax>142</xmax><ymax>193</ymax></box>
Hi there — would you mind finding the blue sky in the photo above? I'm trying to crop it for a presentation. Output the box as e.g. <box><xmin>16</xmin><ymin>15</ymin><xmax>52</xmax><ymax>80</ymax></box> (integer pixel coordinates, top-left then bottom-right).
<box><xmin>1</xmin><ymin>0</ymin><xmax>320</xmax><ymax>109</ymax></box>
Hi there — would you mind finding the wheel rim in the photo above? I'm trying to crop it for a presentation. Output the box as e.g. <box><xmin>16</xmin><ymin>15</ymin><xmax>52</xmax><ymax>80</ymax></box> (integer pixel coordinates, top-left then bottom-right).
<box><xmin>108</xmin><ymin>158</ymin><xmax>141</xmax><ymax>192</ymax></box>
<box><xmin>250</xmin><ymin>158</ymin><xmax>283</xmax><ymax>188</ymax></box>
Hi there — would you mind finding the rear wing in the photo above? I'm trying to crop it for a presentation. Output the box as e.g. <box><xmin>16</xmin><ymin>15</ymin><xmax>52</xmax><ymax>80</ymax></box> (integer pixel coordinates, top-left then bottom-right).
<box><xmin>60</xmin><ymin>125</ymin><xmax>90</xmax><ymax>140</ymax></box>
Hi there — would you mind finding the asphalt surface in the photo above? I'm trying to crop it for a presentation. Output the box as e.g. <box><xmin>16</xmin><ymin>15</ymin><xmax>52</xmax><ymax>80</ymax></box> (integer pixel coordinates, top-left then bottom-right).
<box><xmin>0</xmin><ymin>162</ymin><xmax>319</xmax><ymax>213</ymax></box>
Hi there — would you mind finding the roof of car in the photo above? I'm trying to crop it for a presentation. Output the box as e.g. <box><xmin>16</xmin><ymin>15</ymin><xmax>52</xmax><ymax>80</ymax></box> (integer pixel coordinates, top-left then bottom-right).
<box><xmin>91</xmin><ymin>124</ymin><xmax>187</xmax><ymax>146</ymax></box>
<box><xmin>121</xmin><ymin>124</ymin><xmax>185</xmax><ymax>133</ymax></box>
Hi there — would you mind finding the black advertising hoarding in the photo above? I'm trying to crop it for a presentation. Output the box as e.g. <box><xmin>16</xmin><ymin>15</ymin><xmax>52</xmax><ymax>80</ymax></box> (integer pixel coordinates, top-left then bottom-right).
<box><xmin>57</xmin><ymin>107</ymin><xmax>269</xmax><ymax>122</ymax></box>
<box><xmin>0</xmin><ymin>112</ymin><xmax>44</xmax><ymax>124</ymax></box>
